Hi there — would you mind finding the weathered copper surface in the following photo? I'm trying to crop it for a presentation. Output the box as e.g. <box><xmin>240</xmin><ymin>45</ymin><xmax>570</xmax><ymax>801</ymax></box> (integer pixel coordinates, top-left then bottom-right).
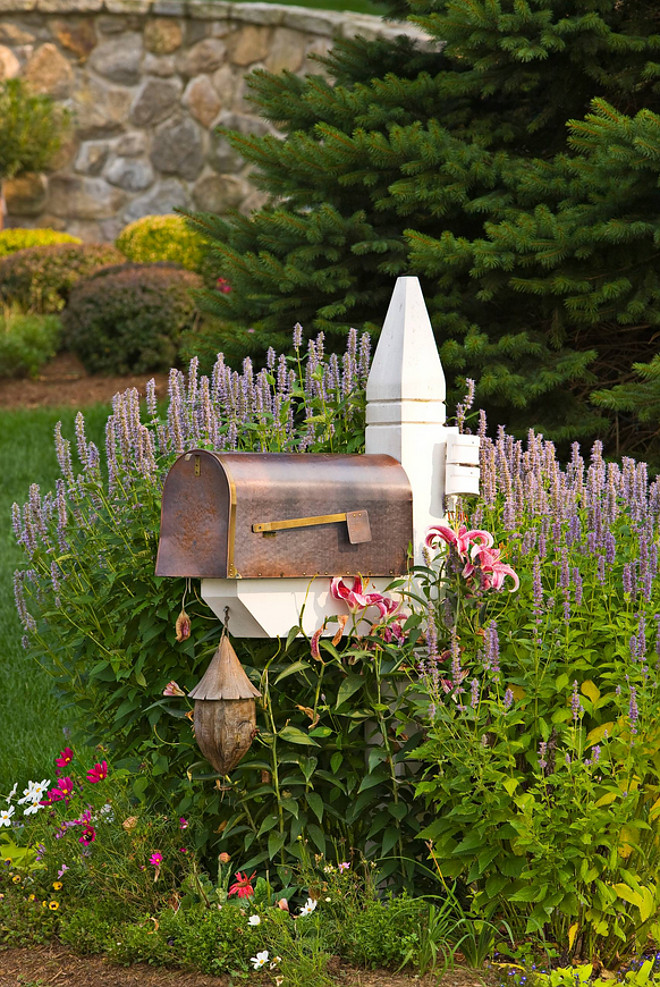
<box><xmin>189</xmin><ymin>632</ymin><xmax>260</xmax><ymax>775</ymax></box>
<box><xmin>193</xmin><ymin>698</ymin><xmax>256</xmax><ymax>775</ymax></box>
<box><xmin>156</xmin><ymin>451</ymin><xmax>412</xmax><ymax>579</ymax></box>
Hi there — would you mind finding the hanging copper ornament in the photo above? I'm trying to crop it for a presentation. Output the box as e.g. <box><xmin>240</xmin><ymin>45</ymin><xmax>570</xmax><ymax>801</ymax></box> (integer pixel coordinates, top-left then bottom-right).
<box><xmin>188</xmin><ymin>628</ymin><xmax>261</xmax><ymax>775</ymax></box>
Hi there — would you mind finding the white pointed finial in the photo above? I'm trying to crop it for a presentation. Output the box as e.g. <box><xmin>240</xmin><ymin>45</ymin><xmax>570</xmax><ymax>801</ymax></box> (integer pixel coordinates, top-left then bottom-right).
<box><xmin>366</xmin><ymin>275</ymin><xmax>446</xmax><ymax>411</ymax></box>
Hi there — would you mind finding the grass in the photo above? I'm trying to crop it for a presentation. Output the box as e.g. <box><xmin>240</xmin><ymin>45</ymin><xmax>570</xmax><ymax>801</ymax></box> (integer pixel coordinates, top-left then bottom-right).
<box><xmin>0</xmin><ymin>405</ymin><xmax>110</xmax><ymax>795</ymax></box>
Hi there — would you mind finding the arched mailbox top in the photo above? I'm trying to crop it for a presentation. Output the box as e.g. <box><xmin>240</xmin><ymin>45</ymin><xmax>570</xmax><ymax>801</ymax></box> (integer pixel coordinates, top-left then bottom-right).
<box><xmin>156</xmin><ymin>450</ymin><xmax>413</xmax><ymax>580</ymax></box>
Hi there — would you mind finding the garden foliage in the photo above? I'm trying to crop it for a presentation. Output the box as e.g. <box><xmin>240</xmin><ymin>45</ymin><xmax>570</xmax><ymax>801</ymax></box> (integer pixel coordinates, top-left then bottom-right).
<box><xmin>413</xmin><ymin>422</ymin><xmax>660</xmax><ymax>962</ymax></box>
<box><xmin>0</xmin><ymin>229</ymin><xmax>80</xmax><ymax>259</ymax></box>
<box><xmin>190</xmin><ymin>0</ymin><xmax>660</xmax><ymax>462</ymax></box>
<box><xmin>62</xmin><ymin>262</ymin><xmax>203</xmax><ymax>375</ymax></box>
<box><xmin>11</xmin><ymin>333</ymin><xmax>660</xmax><ymax>961</ymax></box>
<box><xmin>0</xmin><ymin>242</ymin><xmax>124</xmax><ymax>313</ymax></box>
<box><xmin>12</xmin><ymin>332</ymin><xmax>434</xmax><ymax>889</ymax></box>
<box><xmin>0</xmin><ymin>79</ymin><xmax>69</xmax><ymax>191</ymax></box>
<box><xmin>0</xmin><ymin>308</ymin><xmax>61</xmax><ymax>378</ymax></box>
<box><xmin>116</xmin><ymin>214</ymin><xmax>209</xmax><ymax>275</ymax></box>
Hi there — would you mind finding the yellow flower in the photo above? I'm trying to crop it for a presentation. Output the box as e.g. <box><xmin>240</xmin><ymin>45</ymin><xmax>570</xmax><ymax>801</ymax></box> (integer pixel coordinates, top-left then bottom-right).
<box><xmin>28</xmin><ymin>894</ymin><xmax>36</xmax><ymax>901</ymax></box>
<box><xmin>49</xmin><ymin>901</ymin><xmax>59</xmax><ymax>910</ymax></box>
<box><xmin>12</xmin><ymin>874</ymin><xmax>20</xmax><ymax>883</ymax></box>
<box><xmin>52</xmin><ymin>882</ymin><xmax>62</xmax><ymax>890</ymax></box>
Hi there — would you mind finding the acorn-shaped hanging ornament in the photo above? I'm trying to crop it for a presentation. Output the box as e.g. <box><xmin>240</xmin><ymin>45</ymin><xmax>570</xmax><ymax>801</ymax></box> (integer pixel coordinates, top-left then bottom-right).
<box><xmin>188</xmin><ymin>626</ymin><xmax>261</xmax><ymax>774</ymax></box>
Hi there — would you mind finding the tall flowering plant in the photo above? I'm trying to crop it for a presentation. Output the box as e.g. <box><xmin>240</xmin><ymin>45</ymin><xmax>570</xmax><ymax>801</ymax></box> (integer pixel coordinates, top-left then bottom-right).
<box><xmin>413</xmin><ymin>423</ymin><xmax>660</xmax><ymax>963</ymax></box>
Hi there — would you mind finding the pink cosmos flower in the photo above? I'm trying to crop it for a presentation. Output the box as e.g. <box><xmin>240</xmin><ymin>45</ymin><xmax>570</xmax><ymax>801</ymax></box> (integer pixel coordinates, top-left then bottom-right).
<box><xmin>149</xmin><ymin>852</ymin><xmax>163</xmax><ymax>867</ymax></box>
<box><xmin>86</xmin><ymin>761</ymin><xmax>108</xmax><ymax>784</ymax></box>
<box><xmin>55</xmin><ymin>747</ymin><xmax>73</xmax><ymax>770</ymax></box>
<box><xmin>216</xmin><ymin>277</ymin><xmax>231</xmax><ymax>294</ymax></box>
<box><xmin>179</xmin><ymin>817</ymin><xmax>189</xmax><ymax>830</ymax></box>
<box><xmin>228</xmin><ymin>870</ymin><xmax>256</xmax><ymax>899</ymax></box>
<box><xmin>425</xmin><ymin>523</ymin><xmax>494</xmax><ymax>559</ymax></box>
<box><xmin>78</xmin><ymin>825</ymin><xmax>95</xmax><ymax>846</ymax></box>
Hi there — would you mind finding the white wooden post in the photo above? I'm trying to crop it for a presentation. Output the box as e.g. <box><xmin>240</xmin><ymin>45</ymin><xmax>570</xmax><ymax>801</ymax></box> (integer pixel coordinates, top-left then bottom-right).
<box><xmin>200</xmin><ymin>276</ymin><xmax>479</xmax><ymax>637</ymax></box>
<box><xmin>365</xmin><ymin>276</ymin><xmax>449</xmax><ymax>564</ymax></box>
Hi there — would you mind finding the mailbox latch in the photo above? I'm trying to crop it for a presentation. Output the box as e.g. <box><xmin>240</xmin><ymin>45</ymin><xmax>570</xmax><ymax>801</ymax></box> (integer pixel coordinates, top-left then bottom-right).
<box><xmin>252</xmin><ymin>510</ymin><xmax>372</xmax><ymax>544</ymax></box>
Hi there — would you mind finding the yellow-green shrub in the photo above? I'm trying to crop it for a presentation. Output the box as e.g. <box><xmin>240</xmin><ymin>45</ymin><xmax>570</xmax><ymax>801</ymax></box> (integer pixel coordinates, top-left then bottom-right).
<box><xmin>0</xmin><ymin>228</ymin><xmax>81</xmax><ymax>259</ymax></box>
<box><xmin>116</xmin><ymin>214</ymin><xmax>207</xmax><ymax>273</ymax></box>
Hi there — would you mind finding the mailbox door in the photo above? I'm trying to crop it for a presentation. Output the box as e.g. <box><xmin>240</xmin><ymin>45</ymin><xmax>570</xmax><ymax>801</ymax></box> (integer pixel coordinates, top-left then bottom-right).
<box><xmin>156</xmin><ymin>451</ymin><xmax>231</xmax><ymax>578</ymax></box>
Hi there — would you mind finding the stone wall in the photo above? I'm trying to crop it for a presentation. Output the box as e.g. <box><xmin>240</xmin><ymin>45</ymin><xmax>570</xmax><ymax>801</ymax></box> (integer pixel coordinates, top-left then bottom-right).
<box><xmin>0</xmin><ymin>0</ymin><xmax>424</xmax><ymax>240</ymax></box>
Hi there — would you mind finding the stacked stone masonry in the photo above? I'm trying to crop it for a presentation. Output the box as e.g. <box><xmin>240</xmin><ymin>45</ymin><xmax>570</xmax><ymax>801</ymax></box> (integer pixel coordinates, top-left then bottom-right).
<box><xmin>0</xmin><ymin>0</ymin><xmax>426</xmax><ymax>240</ymax></box>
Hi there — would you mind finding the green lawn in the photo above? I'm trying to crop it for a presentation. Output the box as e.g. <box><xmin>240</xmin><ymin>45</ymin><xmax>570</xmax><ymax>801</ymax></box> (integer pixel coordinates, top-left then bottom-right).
<box><xmin>0</xmin><ymin>405</ymin><xmax>109</xmax><ymax>795</ymax></box>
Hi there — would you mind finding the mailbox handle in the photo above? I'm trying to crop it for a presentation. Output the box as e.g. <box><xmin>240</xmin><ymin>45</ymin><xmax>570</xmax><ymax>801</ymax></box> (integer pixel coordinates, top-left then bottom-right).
<box><xmin>252</xmin><ymin>510</ymin><xmax>371</xmax><ymax>544</ymax></box>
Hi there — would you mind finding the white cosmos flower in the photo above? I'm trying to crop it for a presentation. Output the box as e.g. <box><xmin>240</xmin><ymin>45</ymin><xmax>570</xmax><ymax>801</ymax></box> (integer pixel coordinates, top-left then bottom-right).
<box><xmin>6</xmin><ymin>783</ymin><xmax>17</xmax><ymax>803</ymax></box>
<box><xmin>29</xmin><ymin>779</ymin><xmax>50</xmax><ymax>801</ymax></box>
<box><xmin>298</xmin><ymin>897</ymin><xmax>317</xmax><ymax>917</ymax></box>
<box><xmin>23</xmin><ymin>802</ymin><xmax>41</xmax><ymax>816</ymax></box>
<box><xmin>250</xmin><ymin>950</ymin><xmax>269</xmax><ymax>969</ymax></box>
<box><xmin>0</xmin><ymin>806</ymin><xmax>14</xmax><ymax>827</ymax></box>
<box><xmin>248</xmin><ymin>914</ymin><xmax>261</xmax><ymax>926</ymax></box>
<box><xmin>17</xmin><ymin>779</ymin><xmax>50</xmax><ymax>805</ymax></box>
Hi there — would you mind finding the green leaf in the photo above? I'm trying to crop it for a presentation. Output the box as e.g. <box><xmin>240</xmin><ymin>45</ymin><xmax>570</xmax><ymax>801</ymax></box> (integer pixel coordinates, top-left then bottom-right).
<box><xmin>257</xmin><ymin>813</ymin><xmax>280</xmax><ymax>838</ymax></box>
<box><xmin>279</xmin><ymin>725</ymin><xmax>319</xmax><ymax>746</ymax></box>
<box><xmin>335</xmin><ymin>673</ymin><xmax>364</xmax><ymax>708</ymax></box>
<box><xmin>305</xmin><ymin>791</ymin><xmax>324</xmax><ymax>824</ymax></box>
<box><xmin>274</xmin><ymin>660</ymin><xmax>310</xmax><ymax>685</ymax></box>
<box><xmin>381</xmin><ymin>826</ymin><xmax>400</xmax><ymax>857</ymax></box>
<box><xmin>268</xmin><ymin>830</ymin><xmax>286</xmax><ymax>859</ymax></box>
<box><xmin>306</xmin><ymin>823</ymin><xmax>326</xmax><ymax>854</ymax></box>
<box><xmin>330</xmin><ymin>752</ymin><xmax>343</xmax><ymax>774</ymax></box>
<box><xmin>357</xmin><ymin>768</ymin><xmax>387</xmax><ymax>793</ymax></box>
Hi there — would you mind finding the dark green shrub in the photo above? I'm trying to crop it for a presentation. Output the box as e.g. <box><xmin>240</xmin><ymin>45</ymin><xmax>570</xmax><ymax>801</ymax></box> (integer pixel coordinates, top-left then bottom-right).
<box><xmin>0</xmin><ymin>228</ymin><xmax>81</xmax><ymax>258</ymax></box>
<box><xmin>0</xmin><ymin>242</ymin><xmax>124</xmax><ymax>313</ymax></box>
<box><xmin>62</xmin><ymin>262</ymin><xmax>202</xmax><ymax>374</ymax></box>
<box><xmin>116</xmin><ymin>214</ymin><xmax>207</xmax><ymax>273</ymax></box>
<box><xmin>0</xmin><ymin>308</ymin><xmax>61</xmax><ymax>377</ymax></box>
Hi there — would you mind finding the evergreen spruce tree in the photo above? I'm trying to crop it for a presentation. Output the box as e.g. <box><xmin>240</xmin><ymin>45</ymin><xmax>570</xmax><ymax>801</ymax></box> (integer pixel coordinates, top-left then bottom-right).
<box><xmin>192</xmin><ymin>1</ymin><xmax>660</xmax><ymax>462</ymax></box>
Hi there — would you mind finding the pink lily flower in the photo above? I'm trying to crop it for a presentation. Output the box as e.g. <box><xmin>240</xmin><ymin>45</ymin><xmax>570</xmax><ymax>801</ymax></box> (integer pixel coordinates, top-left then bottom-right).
<box><xmin>330</xmin><ymin>576</ymin><xmax>371</xmax><ymax>611</ymax></box>
<box><xmin>425</xmin><ymin>524</ymin><xmax>494</xmax><ymax>558</ymax></box>
<box><xmin>469</xmin><ymin>545</ymin><xmax>519</xmax><ymax>592</ymax></box>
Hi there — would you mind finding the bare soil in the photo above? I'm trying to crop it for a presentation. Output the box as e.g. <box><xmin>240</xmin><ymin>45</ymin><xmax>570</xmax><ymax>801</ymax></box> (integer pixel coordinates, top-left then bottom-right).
<box><xmin>0</xmin><ymin>353</ymin><xmax>171</xmax><ymax>410</ymax></box>
<box><xmin>0</xmin><ymin>943</ymin><xmax>498</xmax><ymax>987</ymax></box>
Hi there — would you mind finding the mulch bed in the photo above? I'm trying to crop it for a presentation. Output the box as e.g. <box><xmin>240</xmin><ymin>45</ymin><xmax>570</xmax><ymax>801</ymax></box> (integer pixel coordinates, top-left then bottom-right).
<box><xmin>0</xmin><ymin>943</ymin><xmax>499</xmax><ymax>987</ymax></box>
<box><xmin>0</xmin><ymin>353</ymin><xmax>170</xmax><ymax>410</ymax></box>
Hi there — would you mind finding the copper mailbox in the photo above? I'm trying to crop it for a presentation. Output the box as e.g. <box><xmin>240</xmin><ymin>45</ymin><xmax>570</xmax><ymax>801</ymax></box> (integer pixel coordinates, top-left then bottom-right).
<box><xmin>156</xmin><ymin>451</ymin><xmax>412</xmax><ymax>579</ymax></box>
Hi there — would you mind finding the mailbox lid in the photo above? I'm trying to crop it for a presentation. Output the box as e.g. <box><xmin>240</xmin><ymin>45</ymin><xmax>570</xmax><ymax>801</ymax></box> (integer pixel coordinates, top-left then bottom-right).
<box><xmin>156</xmin><ymin>451</ymin><xmax>412</xmax><ymax>579</ymax></box>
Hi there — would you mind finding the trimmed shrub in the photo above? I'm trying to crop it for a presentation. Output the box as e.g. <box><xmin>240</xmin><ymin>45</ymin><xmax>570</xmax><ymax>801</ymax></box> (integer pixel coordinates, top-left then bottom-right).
<box><xmin>0</xmin><ymin>308</ymin><xmax>61</xmax><ymax>377</ymax></box>
<box><xmin>61</xmin><ymin>262</ymin><xmax>203</xmax><ymax>374</ymax></box>
<box><xmin>0</xmin><ymin>243</ymin><xmax>124</xmax><ymax>313</ymax></box>
<box><xmin>116</xmin><ymin>214</ymin><xmax>207</xmax><ymax>273</ymax></box>
<box><xmin>0</xmin><ymin>228</ymin><xmax>81</xmax><ymax>259</ymax></box>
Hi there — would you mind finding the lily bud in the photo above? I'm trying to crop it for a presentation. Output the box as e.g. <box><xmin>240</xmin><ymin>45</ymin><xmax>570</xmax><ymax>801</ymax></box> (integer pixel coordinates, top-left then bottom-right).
<box><xmin>175</xmin><ymin>609</ymin><xmax>191</xmax><ymax>642</ymax></box>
